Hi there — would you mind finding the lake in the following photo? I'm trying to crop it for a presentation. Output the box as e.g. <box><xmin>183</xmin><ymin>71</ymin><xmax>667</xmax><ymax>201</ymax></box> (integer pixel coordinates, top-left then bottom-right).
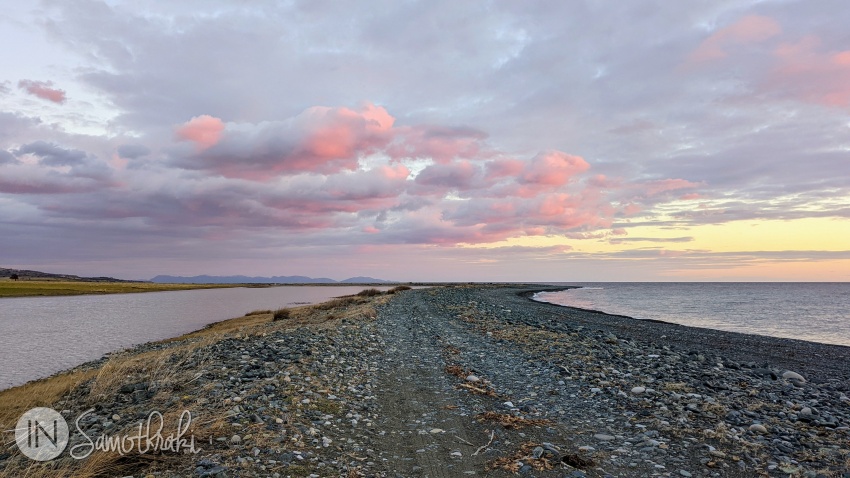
<box><xmin>0</xmin><ymin>285</ymin><xmax>393</xmax><ymax>390</ymax></box>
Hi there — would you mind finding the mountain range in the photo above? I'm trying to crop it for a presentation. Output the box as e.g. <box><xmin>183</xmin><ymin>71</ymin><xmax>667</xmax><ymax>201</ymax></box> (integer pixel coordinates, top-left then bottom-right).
<box><xmin>149</xmin><ymin>274</ymin><xmax>392</xmax><ymax>284</ymax></box>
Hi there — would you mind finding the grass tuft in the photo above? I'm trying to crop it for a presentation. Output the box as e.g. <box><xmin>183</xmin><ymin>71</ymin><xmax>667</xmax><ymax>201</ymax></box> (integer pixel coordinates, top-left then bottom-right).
<box><xmin>245</xmin><ymin>309</ymin><xmax>272</xmax><ymax>316</ymax></box>
<box><xmin>272</xmin><ymin>308</ymin><xmax>291</xmax><ymax>321</ymax></box>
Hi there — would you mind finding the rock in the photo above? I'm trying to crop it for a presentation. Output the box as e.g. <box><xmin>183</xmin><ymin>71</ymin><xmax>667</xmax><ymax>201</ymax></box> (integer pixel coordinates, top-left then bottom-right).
<box><xmin>465</xmin><ymin>374</ymin><xmax>480</xmax><ymax>382</ymax></box>
<box><xmin>594</xmin><ymin>433</ymin><xmax>615</xmax><ymax>441</ymax></box>
<box><xmin>430</xmin><ymin>428</ymin><xmax>445</xmax><ymax>434</ymax></box>
<box><xmin>322</xmin><ymin>437</ymin><xmax>332</xmax><ymax>447</ymax></box>
<box><xmin>679</xmin><ymin>471</ymin><xmax>692</xmax><ymax>477</ymax></box>
<box><xmin>532</xmin><ymin>446</ymin><xmax>544</xmax><ymax>459</ymax></box>
<box><xmin>782</xmin><ymin>370</ymin><xmax>806</xmax><ymax>383</ymax></box>
<box><xmin>230</xmin><ymin>434</ymin><xmax>243</xmax><ymax>444</ymax></box>
<box><xmin>749</xmin><ymin>424</ymin><xmax>768</xmax><ymax>434</ymax></box>
<box><xmin>631</xmin><ymin>386</ymin><xmax>646</xmax><ymax>395</ymax></box>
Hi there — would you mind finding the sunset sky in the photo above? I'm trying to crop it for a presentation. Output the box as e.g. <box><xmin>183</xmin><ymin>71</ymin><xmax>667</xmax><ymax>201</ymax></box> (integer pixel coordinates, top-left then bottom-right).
<box><xmin>1</xmin><ymin>1</ymin><xmax>848</xmax><ymax>281</ymax></box>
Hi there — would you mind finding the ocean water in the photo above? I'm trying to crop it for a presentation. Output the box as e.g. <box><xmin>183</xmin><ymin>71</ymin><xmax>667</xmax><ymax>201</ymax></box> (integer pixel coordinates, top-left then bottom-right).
<box><xmin>533</xmin><ymin>283</ymin><xmax>850</xmax><ymax>347</ymax></box>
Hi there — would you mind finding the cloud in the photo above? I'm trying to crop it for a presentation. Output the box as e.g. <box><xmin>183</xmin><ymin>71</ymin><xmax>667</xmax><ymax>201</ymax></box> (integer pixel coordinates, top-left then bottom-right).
<box><xmin>0</xmin><ymin>150</ymin><xmax>17</xmax><ymax>164</ymax></box>
<box><xmin>175</xmin><ymin>115</ymin><xmax>225</xmax><ymax>151</ymax></box>
<box><xmin>3</xmin><ymin>1</ymin><xmax>848</xmax><ymax>280</ymax></box>
<box><xmin>17</xmin><ymin>80</ymin><xmax>67</xmax><ymax>103</ymax></box>
<box><xmin>16</xmin><ymin>141</ymin><xmax>88</xmax><ymax>166</ymax></box>
<box><xmin>117</xmin><ymin>144</ymin><xmax>151</xmax><ymax>159</ymax></box>
<box><xmin>768</xmin><ymin>35</ymin><xmax>850</xmax><ymax>107</ymax></box>
<box><xmin>688</xmin><ymin>15</ymin><xmax>781</xmax><ymax>64</ymax></box>
<box><xmin>175</xmin><ymin>104</ymin><xmax>395</xmax><ymax>179</ymax></box>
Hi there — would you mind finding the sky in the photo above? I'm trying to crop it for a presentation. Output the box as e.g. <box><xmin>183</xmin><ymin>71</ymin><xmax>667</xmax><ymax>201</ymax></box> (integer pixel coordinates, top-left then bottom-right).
<box><xmin>0</xmin><ymin>1</ymin><xmax>848</xmax><ymax>282</ymax></box>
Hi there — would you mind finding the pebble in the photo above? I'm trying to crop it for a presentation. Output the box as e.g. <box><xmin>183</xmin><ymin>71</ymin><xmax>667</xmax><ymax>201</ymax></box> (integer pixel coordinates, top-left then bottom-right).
<box><xmin>631</xmin><ymin>386</ymin><xmax>646</xmax><ymax>395</ymax></box>
<box><xmin>749</xmin><ymin>424</ymin><xmax>768</xmax><ymax>434</ymax></box>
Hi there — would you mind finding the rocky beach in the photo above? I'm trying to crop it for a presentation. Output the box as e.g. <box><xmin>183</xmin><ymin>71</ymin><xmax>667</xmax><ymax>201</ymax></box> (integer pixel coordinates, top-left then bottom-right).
<box><xmin>2</xmin><ymin>285</ymin><xmax>849</xmax><ymax>477</ymax></box>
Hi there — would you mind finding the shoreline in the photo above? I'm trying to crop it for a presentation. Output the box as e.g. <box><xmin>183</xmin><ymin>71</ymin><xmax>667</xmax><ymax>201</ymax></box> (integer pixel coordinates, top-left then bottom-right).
<box><xmin>1</xmin><ymin>285</ymin><xmax>848</xmax><ymax>476</ymax></box>
<box><xmin>520</xmin><ymin>286</ymin><xmax>850</xmax><ymax>385</ymax></box>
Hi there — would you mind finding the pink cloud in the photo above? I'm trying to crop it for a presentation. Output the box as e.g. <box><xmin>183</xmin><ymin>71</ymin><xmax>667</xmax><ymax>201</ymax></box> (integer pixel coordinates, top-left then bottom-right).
<box><xmin>643</xmin><ymin>178</ymin><xmax>701</xmax><ymax>196</ymax></box>
<box><xmin>175</xmin><ymin>115</ymin><xmax>225</xmax><ymax>151</ymax></box>
<box><xmin>17</xmin><ymin>80</ymin><xmax>67</xmax><ymax>104</ymax></box>
<box><xmin>769</xmin><ymin>36</ymin><xmax>850</xmax><ymax>107</ymax></box>
<box><xmin>485</xmin><ymin>158</ymin><xmax>525</xmax><ymax>179</ymax></box>
<box><xmin>520</xmin><ymin>151</ymin><xmax>589</xmax><ymax>186</ymax></box>
<box><xmin>687</xmin><ymin>15</ymin><xmax>781</xmax><ymax>64</ymax></box>
<box><xmin>297</xmin><ymin>103</ymin><xmax>394</xmax><ymax>160</ymax></box>
<box><xmin>158</xmin><ymin>103</ymin><xmax>702</xmax><ymax>246</ymax></box>
<box><xmin>388</xmin><ymin>125</ymin><xmax>488</xmax><ymax>163</ymax></box>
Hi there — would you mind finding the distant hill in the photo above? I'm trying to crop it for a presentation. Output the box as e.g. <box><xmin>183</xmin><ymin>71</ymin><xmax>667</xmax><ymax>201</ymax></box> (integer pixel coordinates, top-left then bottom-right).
<box><xmin>0</xmin><ymin>267</ymin><xmax>129</xmax><ymax>282</ymax></box>
<box><xmin>150</xmin><ymin>274</ymin><xmax>392</xmax><ymax>284</ymax></box>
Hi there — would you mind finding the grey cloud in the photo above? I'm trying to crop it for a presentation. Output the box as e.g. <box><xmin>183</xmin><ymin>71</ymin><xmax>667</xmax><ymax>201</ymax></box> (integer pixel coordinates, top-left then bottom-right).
<box><xmin>0</xmin><ymin>150</ymin><xmax>16</xmax><ymax>164</ymax></box>
<box><xmin>16</xmin><ymin>140</ymin><xmax>88</xmax><ymax>166</ymax></box>
<box><xmin>117</xmin><ymin>144</ymin><xmax>151</xmax><ymax>159</ymax></box>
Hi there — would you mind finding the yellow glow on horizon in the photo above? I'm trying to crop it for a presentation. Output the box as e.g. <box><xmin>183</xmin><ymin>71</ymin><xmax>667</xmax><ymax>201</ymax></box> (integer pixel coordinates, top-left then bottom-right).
<box><xmin>463</xmin><ymin>217</ymin><xmax>850</xmax><ymax>253</ymax></box>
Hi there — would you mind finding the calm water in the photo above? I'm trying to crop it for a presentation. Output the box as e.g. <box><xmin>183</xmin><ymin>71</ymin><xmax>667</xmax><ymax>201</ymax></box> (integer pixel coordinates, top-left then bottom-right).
<box><xmin>0</xmin><ymin>286</ymin><xmax>393</xmax><ymax>390</ymax></box>
<box><xmin>533</xmin><ymin>283</ymin><xmax>850</xmax><ymax>347</ymax></box>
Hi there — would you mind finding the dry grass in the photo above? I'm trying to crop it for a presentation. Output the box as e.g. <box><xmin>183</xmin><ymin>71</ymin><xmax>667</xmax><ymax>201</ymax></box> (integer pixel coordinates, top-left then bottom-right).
<box><xmin>478</xmin><ymin>411</ymin><xmax>551</xmax><ymax>429</ymax></box>
<box><xmin>355</xmin><ymin>288</ymin><xmax>384</xmax><ymax>297</ymax></box>
<box><xmin>457</xmin><ymin>382</ymin><xmax>501</xmax><ymax>398</ymax></box>
<box><xmin>486</xmin><ymin>442</ymin><xmax>559</xmax><ymax>472</ymax></box>
<box><xmin>0</xmin><ymin>369</ymin><xmax>97</xmax><ymax>432</ymax></box>
<box><xmin>445</xmin><ymin>364</ymin><xmax>470</xmax><ymax>378</ymax></box>
<box><xmin>0</xmin><ymin>280</ymin><xmax>248</xmax><ymax>298</ymax></box>
<box><xmin>387</xmin><ymin>285</ymin><xmax>412</xmax><ymax>294</ymax></box>
<box><xmin>244</xmin><ymin>309</ymin><xmax>272</xmax><ymax>316</ymax></box>
<box><xmin>662</xmin><ymin>382</ymin><xmax>693</xmax><ymax>392</ymax></box>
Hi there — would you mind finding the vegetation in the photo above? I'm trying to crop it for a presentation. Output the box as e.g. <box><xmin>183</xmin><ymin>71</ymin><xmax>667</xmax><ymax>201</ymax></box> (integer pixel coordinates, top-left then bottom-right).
<box><xmin>272</xmin><ymin>308</ymin><xmax>291</xmax><ymax>321</ymax></box>
<box><xmin>388</xmin><ymin>285</ymin><xmax>412</xmax><ymax>294</ymax></box>
<box><xmin>0</xmin><ymin>280</ymin><xmax>251</xmax><ymax>298</ymax></box>
<box><xmin>244</xmin><ymin>309</ymin><xmax>272</xmax><ymax>316</ymax></box>
<box><xmin>355</xmin><ymin>288</ymin><xmax>384</xmax><ymax>297</ymax></box>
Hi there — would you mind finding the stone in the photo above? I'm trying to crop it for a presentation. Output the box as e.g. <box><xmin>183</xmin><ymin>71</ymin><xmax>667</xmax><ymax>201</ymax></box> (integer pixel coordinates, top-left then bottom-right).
<box><xmin>594</xmin><ymin>433</ymin><xmax>615</xmax><ymax>441</ymax></box>
<box><xmin>749</xmin><ymin>424</ymin><xmax>767</xmax><ymax>434</ymax></box>
<box><xmin>631</xmin><ymin>386</ymin><xmax>646</xmax><ymax>395</ymax></box>
<box><xmin>466</xmin><ymin>374</ymin><xmax>480</xmax><ymax>382</ymax></box>
<box><xmin>532</xmin><ymin>446</ymin><xmax>544</xmax><ymax>459</ymax></box>
<box><xmin>782</xmin><ymin>370</ymin><xmax>806</xmax><ymax>383</ymax></box>
<box><xmin>230</xmin><ymin>434</ymin><xmax>243</xmax><ymax>444</ymax></box>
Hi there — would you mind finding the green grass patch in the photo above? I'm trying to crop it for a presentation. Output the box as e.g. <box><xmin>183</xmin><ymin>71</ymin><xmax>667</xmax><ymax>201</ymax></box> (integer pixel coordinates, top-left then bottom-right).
<box><xmin>0</xmin><ymin>280</ymin><xmax>249</xmax><ymax>298</ymax></box>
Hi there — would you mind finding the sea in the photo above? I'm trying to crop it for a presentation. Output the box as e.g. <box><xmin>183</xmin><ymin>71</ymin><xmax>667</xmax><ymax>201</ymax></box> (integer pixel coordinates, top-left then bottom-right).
<box><xmin>533</xmin><ymin>282</ymin><xmax>850</xmax><ymax>347</ymax></box>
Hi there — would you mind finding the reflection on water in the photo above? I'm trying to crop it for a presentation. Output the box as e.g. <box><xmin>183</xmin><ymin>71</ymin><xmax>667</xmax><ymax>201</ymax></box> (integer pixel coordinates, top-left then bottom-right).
<box><xmin>0</xmin><ymin>286</ymin><xmax>392</xmax><ymax>389</ymax></box>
